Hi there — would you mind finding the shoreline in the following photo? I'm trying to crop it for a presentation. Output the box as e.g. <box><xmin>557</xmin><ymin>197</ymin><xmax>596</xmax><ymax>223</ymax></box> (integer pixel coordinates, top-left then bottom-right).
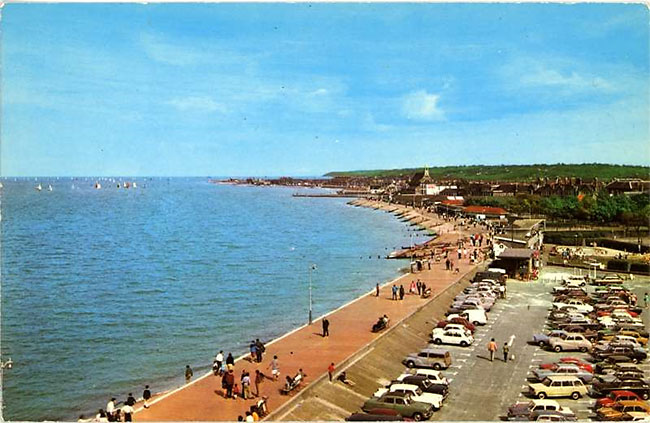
<box><xmin>130</xmin><ymin>200</ymin><xmax>475</xmax><ymax>421</ymax></box>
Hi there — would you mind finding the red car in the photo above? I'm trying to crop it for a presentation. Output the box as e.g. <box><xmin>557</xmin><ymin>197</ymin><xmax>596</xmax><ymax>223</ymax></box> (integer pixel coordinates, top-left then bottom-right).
<box><xmin>436</xmin><ymin>318</ymin><xmax>475</xmax><ymax>333</ymax></box>
<box><xmin>597</xmin><ymin>309</ymin><xmax>639</xmax><ymax>318</ymax></box>
<box><xmin>539</xmin><ymin>361</ymin><xmax>594</xmax><ymax>374</ymax></box>
<box><xmin>555</xmin><ymin>357</ymin><xmax>594</xmax><ymax>373</ymax></box>
<box><xmin>595</xmin><ymin>390</ymin><xmax>643</xmax><ymax>410</ymax></box>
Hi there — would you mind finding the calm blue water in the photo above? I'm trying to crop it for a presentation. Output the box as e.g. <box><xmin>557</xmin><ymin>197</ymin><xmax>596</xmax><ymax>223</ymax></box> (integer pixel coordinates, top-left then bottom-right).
<box><xmin>0</xmin><ymin>178</ymin><xmax>429</xmax><ymax>421</ymax></box>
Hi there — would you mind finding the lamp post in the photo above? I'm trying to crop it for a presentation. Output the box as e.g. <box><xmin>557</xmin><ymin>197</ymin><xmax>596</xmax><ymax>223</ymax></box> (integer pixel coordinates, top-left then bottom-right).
<box><xmin>309</xmin><ymin>264</ymin><xmax>317</xmax><ymax>325</ymax></box>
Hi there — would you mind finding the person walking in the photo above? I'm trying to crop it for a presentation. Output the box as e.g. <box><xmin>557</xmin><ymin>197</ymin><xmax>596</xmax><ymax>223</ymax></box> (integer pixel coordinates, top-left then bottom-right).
<box><xmin>644</xmin><ymin>292</ymin><xmax>648</xmax><ymax>308</ymax></box>
<box><xmin>376</xmin><ymin>283</ymin><xmax>380</xmax><ymax>297</ymax></box>
<box><xmin>242</xmin><ymin>372</ymin><xmax>251</xmax><ymax>399</ymax></box>
<box><xmin>399</xmin><ymin>285</ymin><xmax>405</xmax><ymax>300</ymax></box>
<box><xmin>224</xmin><ymin>369</ymin><xmax>235</xmax><ymax>398</ymax></box>
<box><xmin>503</xmin><ymin>342</ymin><xmax>510</xmax><ymax>362</ymax></box>
<box><xmin>185</xmin><ymin>365</ymin><xmax>193</xmax><ymax>383</ymax></box>
<box><xmin>226</xmin><ymin>352</ymin><xmax>235</xmax><ymax>370</ymax></box>
<box><xmin>487</xmin><ymin>338</ymin><xmax>498</xmax><ymax>362</ymax></box>
<box><xmin>143</xmin><ymin>385</ymin><xmax>151</xmax><ymax>409</ymax></box>
<box><xmin>328</xmin><ymin>362</ymin><xmax>335</xmax><ymax>382</ymax></box>
<box><xmin>416</xmin><ymin>280</ymin><xmax>422</xmax><ymax>296</ymax></box>
<box><xmin>254</xmin><ymin>369</ymin><xmax>264</xmax><ymax>397</ymax></box>
<box><xmin>268</xmin><ymin>355</ymin><xmax>279</xmax><ymax>380</ymax></box>
<box><xmin>215</xmin><ymin>351</ymin><xmax>224</xmax><ymax>375</ymax></box>
<box><xmin>322</xmin><ymin>318</ymin><xmax>330</xmax><ymax>337</ymax></box>
<box><xmin>250</xmin><ymin>341</ymin><xmax>258</xmax><ymax>362</ymax></box>
<box><xmin>391</xmin><ymin>285</ymin><xmax>398</xmax><ymax>300</ymax></box>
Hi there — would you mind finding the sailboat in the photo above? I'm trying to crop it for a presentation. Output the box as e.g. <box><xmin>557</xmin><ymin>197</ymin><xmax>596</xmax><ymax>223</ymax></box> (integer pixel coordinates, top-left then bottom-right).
<box><xmin>35</xmin><ymin>183</ymin><xmax>42</xmax><ymax>191</ymax></box>
<box><xmin>48</xmin><ymin>185</ymin><xmax>53</xmax><ymax>191</ymax></box>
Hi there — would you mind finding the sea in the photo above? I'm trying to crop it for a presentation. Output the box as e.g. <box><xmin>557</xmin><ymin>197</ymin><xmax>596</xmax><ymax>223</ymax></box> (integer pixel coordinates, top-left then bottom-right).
<box><xmin>0</xmin><ymin>178</ymin><xmax>430</xmax><ymax>421</ymax></box>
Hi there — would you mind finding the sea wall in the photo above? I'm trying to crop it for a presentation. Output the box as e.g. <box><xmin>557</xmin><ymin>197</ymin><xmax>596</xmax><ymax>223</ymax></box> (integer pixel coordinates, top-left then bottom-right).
<box><xmin>265</xmin><ymin>263</ymin><xmax>484</xmax><ymax>421</ymax></box>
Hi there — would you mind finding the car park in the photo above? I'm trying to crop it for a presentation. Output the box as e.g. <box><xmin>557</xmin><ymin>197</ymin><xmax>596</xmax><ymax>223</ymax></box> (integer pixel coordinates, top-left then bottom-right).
<box><xmin>362</xmin><ymin>392</ymin><xmax>435</xmax><ymax>421</ymax></box>
<box><xmin>528</xmin><ymin>375</ymin><xmax>589</xmax><ymax>400</ymax></box>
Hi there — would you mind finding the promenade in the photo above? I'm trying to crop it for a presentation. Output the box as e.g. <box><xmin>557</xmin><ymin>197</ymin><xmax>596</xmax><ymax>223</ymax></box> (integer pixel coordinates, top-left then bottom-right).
<box><xmin>135</xmin><ymin>213</ymin><xmax>482</xmax><ymax>421</ymax></box>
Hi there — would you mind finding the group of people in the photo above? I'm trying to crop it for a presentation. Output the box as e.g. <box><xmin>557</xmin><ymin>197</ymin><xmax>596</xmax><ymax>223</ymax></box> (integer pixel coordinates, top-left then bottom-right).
<box><xmin>486</xmin><ymin>336</ymin><xmax>514</xmax><ymax>362</ymax></box>
<box><xmin>236</xmin><ymin>398</ymin><xmax>268</xmax><ymax>422</ymax></box>
<box><xmin>81</xmin><ymin>391</ymin><xmax>146</xmax><ymax>423</ymax></box>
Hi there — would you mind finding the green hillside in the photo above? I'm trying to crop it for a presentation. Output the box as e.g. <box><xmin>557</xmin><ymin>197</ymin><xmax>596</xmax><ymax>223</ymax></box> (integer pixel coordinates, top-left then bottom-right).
<box><xmin>325</xmin><ymin>164</ymin><xmax>650</xmax><ymax>181</ymax></box>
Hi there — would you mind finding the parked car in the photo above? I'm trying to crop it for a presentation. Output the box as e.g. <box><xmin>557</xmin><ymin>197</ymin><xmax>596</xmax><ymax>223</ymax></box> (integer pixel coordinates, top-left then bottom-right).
<box><xmin>592</xmin><ymin>346</ymin><xmax>647</xmax><ymax>364</ymax></box>
<box><xmin>528</xmin><ymin>376</ymin><xmax>589</xmax><ymax>400</ymax></box>
<box><xmin>347</xmin><ymin>412</ymin><xmax>405</xmax><ymax>421</ymax></box>
<box><xmin>595</xmin><ymin>390</ymin><xmax>645</xmax><ymax>410</ymax></box>
<box><xmin>431</xmin><ymin>328</ymin><xmax>474</xmax><ymax>347</ymax></box>
<box><xmin>373</xmin><ymin>383</ymin><xmax>443</xmax><ymax>410</ymax></box>
<box><xmin>596</xmin><ymin>369</ymin><xmax>646</xmax><ymax>384</ymax></box>
<box><xmin>436</xmin><ymin>318</ymin><xmax>475</xmax><ymax>333</ymax></box>
<box><xmin>592</xmin><ymin>274</ymin><xmax>625</xmax><ymax>286</ymax></box>
<box><xmin>602</xmin><ymin>331</ymin><xmax>649</xmax><ymax>346</ymax></box>
<box><xmin>595</xmin><ymin>356</ymin><xmax>635</xmax><ymax>374</ymax></box>
<box><xmin>399</xmin><ymin>369</ymin><xmax>449</xmax><ymax>386</ymax></box>
<box><xmin>552</xmin><ymin>299</ymin><xmax>593</xmax><ymax>313</ymax></box>
<box><xmin>549</xmin><ymin>333</ymin><xmax>592</xmax><ymax>353</ymax></box>
<box><xmin>532</xmin><ymin>331</ymin><xmax>568</xmax><ymax>348</ymax></box>
<box><xmin>539</xmin><ymin>359</ymin><xmax>593</xmax><ymax>374</ymax></box>
<box><xmin>394</xmin><ymin>375</ymin><xmax>449</xmax><ymax>396</ymax></box>
<box><xmin>362</xmin><ymin>392</ymin><xmax>435</xmax><ymax>421</ymax></box>
<box><xmin>596</xmin><ymin>400</ymin><xmax>650</xmax><ymax>421</ymax></box>
<box><xmin>532</xmin><ymin>364</ymin><xmax>593</xmax><ymax>384</ymax></box>
<box><xmin>403</xmin><ymin>348</ymin><xmax>452</xmax><ymax>370</ymax></box>
<box><xmin>533</xmin><ymin>411</ymin><xmax>577</xmax><ymax>422</ymax></box>
<box><xmin>460</xmin><ymin>309</ymin><xmax>487</xmax><ymax>326</ymax></box>
<box><xmin>506</xmin><ymin>399</ymin><xmax>575</xmax><ymax>420</ymax></box>
<box><xmin>591</xmin><ymin>378</ymin><xmax>650</xmax><ymax>400</ymax></box>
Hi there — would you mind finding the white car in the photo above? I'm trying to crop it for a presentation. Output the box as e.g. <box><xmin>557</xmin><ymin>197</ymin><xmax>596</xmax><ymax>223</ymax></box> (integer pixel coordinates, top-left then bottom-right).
<box><xmin>431</xmin><ymin>328</ymin><xmax>474</xmax><ymax>347</ymax></box>
<box><xmin>552</xmin><ymin>299</ymin><xmax>593</xmax><ymax>313</ymax></box>
<box><xmin>442</xmin><ymin>324</ymin><xmax>472</xmax><ymax>336</ymax></box>
<box><xmin>373</xmin><ymin>383</ymin><xmax>444</xmax><ymax>409</ymax></box>
<box><xmin>399</xmin><ymin>369</ymin><xmax>449</xmax><ymax>385</ymax></box>
<box><xmin>562</xmin><ymin>275</ymin><xmax>587</xmax><ymax>287</ymax></box>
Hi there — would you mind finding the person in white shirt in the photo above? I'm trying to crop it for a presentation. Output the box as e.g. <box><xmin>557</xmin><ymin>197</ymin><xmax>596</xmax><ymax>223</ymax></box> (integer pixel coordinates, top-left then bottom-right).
<box><xmin>121</xmin><ymin>404</ymin><xmax>134</xmax><ymax>422</ymax></box>
<box><xmin>245</xmin><ymin>411</ymin><xmax>254</xmax><ymax>422</ymax></box>
<box><xmin>106</xmin><ymin>398</ymin><xmax>116</xmax><ymax>421</ymax></box>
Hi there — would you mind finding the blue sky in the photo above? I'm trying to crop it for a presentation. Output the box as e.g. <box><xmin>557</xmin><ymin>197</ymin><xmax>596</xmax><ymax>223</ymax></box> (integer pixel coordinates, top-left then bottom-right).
<box><xmin>2</xmin><ymin>3</ymin><xmax>648</xmax><ymax>176</ymax></box>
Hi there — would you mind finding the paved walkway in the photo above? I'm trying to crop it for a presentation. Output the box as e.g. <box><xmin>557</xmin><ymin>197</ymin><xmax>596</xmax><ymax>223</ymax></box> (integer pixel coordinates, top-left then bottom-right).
<box><xmin>135</xmin><ymin>224</ymin><xmax>483</xmax><ymax>421</ymax></box>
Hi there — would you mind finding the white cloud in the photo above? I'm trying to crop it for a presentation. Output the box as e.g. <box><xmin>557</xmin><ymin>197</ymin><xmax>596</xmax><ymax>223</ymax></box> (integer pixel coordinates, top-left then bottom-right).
<box><xmin>166</xmin><ymin>96</ymin><xmax>227</xmax><ymax>113</ymax></box>
<box><xmin>520</xmin><ymin>67</ymin><xmax>612</xmax><ymax>91</ymax></box>
<box><xmin>309</xmin><ymin>88</ymin><xmax>329</xmax><ymax>96</ymax></box>
<box><xmin>402</xmin><ymin>90</ymin><xmax>445</xmax><ymax>121</ymax></box>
